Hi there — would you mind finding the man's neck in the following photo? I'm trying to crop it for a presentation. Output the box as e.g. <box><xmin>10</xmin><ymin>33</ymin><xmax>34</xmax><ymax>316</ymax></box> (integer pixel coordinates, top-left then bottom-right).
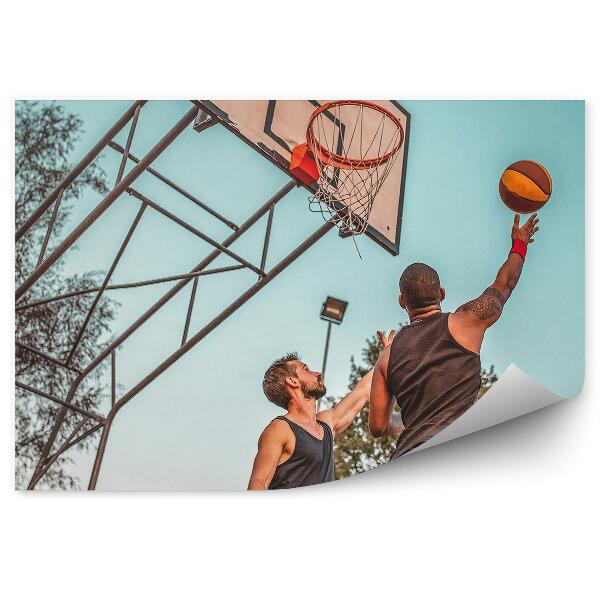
<box><xmin>408</xmin><ymin>304</ymin><xmax>442</xmax><ymax>323</ymax></box>
<box><xmin>287</xmin><ymin>396</ymin><xmax>317</xmax><ymax>423</ymax></box>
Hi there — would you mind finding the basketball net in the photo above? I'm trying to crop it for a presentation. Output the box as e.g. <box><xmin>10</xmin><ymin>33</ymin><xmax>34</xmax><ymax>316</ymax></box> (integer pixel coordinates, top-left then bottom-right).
<box><xmin>306</xmin><ymin>101</ymin><xmax>404</xmax><ymax>240</ymax></box>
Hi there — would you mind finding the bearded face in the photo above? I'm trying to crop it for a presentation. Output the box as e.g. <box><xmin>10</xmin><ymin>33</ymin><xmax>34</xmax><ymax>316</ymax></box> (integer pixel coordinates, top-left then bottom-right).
<box><xmin>301</xmin><ymin>376</ymin><xmax>326</xmax><ymax>400</ymax></box>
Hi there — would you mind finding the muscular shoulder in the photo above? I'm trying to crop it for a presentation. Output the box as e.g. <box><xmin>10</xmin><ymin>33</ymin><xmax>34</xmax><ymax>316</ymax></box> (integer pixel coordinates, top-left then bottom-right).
<box><xmin>259</xmin><ymin>419</ymin><xmax>293</xmax><ymax>447</ymax></box>
<box><xmin>455</xmin><ymin>286</ymin><xmax>506</xmax><ymax>322</ymax></box>
<box><xmin>450</xmin><ymin>286</ymin><xmax>508</xmax><ymax>352</ymax></box>
<box><xmin>315</xmin><ymin>409</ymin><xmax>334</xmax><ymax>430</ymax></box>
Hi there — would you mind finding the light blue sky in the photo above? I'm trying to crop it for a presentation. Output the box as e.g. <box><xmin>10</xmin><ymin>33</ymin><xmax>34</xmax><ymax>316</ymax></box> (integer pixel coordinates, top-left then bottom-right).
<box><xmin>21</xmin><ymin>100</ymin><xmax>584</xmax><ymax>490</ymax></box>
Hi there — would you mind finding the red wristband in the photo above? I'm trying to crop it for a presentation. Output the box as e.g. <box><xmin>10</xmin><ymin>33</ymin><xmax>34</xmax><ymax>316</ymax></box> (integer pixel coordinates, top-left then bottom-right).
<box><xmin>510</xmin><ymin>239</ymin><xmax>527</xmax><ymax>262</ymax></box>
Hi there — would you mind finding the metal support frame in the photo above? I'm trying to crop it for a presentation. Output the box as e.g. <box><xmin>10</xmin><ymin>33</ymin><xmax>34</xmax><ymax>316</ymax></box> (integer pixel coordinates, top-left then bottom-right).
<box><xmin>15</xmin><ymin>382</ymin><xmax>105</xmax><ymax>423</ymax></box>
<box><xmin>16</xmin><ymin>105</ymin><xmax>198</xmax><ymax>301</ymax></box>
<box><xmin>65</xmin><ymin>202</ymin><xmax>147</xmax><ymax>367</ymax></box>
<box><xmin>260</xmin><ymin>204</ymin><xmax>276</xmax><ymax>276</ymax></box>
<box><xmin>16</xmin><ymin>341</ymin><xmax>82</xmax><ymax>374</ymax></box>
<box><xmin>322</xmin><ymin>321</ymin><xmax>333</xmax><ymax>381</ymax></box>
<box><xmin>316</xmin><ymin>322</ymin><xmax>333</xmax><ymax>413</ymax></box>
<box><xmin>34</xmin><ymin>417</ymin><xmax>91</xmax><ymax>483</ymax></box>
<box><xmin>16</xmin><ymin>101</ymin><xmax>147</xmax><ymax>242</ymax></box>
<box><xmin>15</xmin><ymin>100</ymin><xmax>336</xmax><ymax>490</ymax></box>
<box><xmin>125</xmin><ymin>187</ymin><xmax>265</xmax><ymax>276</ymax></box>
<box><xmin>107</xmin><ymin>140</ymin><xmax>236</xmax><ymax>230</ymax></box>
<box><xmin>181</xmin><ymin>276</ymin><xmax>199</xmax><ymax>346</ymax></box>
<box><xmin>114</xmin><ymin>104</ymin><xmax>142</xmax><ymax>187</ymax></box>
<box><xmin>15</xmin><ymin>265</ymin><xmax>245</xmax><ymax>312</ymax></box>
<box><xmin>36</xmin><ymin>188</ymin><xmax>64</xmax><ymax>267</ymax></box>
<box><xmin>46</xmin><ymin>421</ymin><xmax>102</xmax><ymax>465</ymax></box>
<box><xmin>111</xmin><ymin>350</ymin><xmax>116</xmax><ymax>407</ymax></box>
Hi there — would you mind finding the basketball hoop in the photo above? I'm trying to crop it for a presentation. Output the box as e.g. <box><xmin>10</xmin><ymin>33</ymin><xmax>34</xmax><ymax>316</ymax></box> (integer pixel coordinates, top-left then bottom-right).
<box><xmin>304</xmin><ymin>100</ymin><xmax>405</xmax><ymax>236</ymax></box>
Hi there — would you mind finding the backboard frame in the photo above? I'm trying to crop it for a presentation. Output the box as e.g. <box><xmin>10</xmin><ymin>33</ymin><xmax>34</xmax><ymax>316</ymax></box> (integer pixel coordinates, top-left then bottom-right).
<box><xmin>17</xmin><ymin>100</ymin><xmax>341</xmax><ymax>489</ymax></box>
<box><xmin>195</xmin><ymin>100</ymin><xmax>411</xmax><ymax>256</ymax></box>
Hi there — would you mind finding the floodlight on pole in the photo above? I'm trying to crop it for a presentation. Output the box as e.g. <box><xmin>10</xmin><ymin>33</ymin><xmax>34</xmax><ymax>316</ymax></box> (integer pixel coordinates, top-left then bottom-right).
<box><xmin>320</xmin><ymin>296</ymin><xmax>349</xmax><ymax>326</ymax></box>
<box><xmin>317</xmin><ymin>296</ymin><xmax>348</xmax><ymax>412</ymax></box>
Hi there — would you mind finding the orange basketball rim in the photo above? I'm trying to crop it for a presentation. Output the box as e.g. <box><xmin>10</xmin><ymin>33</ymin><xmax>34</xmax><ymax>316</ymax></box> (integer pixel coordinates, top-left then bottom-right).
<box><xmin>306</xmin><ymin>100</ymin><xmax>405</xmax><ymax>170</ymax></box>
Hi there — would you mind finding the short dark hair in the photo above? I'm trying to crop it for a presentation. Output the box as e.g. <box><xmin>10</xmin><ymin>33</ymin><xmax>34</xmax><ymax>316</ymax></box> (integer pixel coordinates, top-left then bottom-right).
<box><xmin>263</xmin><ymin>353</ymin><xmax>299</xmax><ymax>409</ymax></box>
<box><xmin>399</xmin><ymin>263</ymin><xmax>441</xmax><ymax>309</ymax></box>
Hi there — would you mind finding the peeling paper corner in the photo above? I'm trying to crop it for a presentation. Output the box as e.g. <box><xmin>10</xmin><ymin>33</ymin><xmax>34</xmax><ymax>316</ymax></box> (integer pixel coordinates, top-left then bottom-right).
<box><xmin>410</xmin><ymin>364</ymin><xmax>565</xmax><ymax>455</ymax></box>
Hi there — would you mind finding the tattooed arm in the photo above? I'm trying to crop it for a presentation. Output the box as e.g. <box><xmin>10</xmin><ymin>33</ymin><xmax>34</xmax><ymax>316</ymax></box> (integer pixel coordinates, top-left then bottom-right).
<box><xmin>448</xmin><ymin>214</ymin><xmax>540</xmax><ymax>353</ymax></box>
<box><xmin>458</xmin><ymin>256</ymin><xmax>523</xmax><ymax>325</ymax></box>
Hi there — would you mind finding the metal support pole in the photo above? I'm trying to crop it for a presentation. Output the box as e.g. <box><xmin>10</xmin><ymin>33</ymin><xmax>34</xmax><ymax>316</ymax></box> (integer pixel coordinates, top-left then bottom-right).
<box><xmin>259</xmin><ymin>203</ymin><xmax>275</xmax><ymax>275</ymax></box>
<box><xmin>29</xmin><ymin>422</ymin><xmax>104</xmax><ymax>490</ymax></box>
<box><xmin>111</xmin><ymin>350</ymin><xmax>116</xmax><ymax>407</ymax></box>
<box><xmin>15</xmin><ymin>382</ymin><xmax>105</xmax><ymax>423</ymax></box>
<box><xmin>126</xmin><ymin>187</ymin><xmax>264</xmax><ymax>276</ymax></box>
<box><xmin>16</xmin><ymin>105</ymin><xmax>198</xmax><ymax>301</ymax></box>
<box><xmin>16</xmin><ymin>101</ymin><xmax>147</xmax><ymax>242</ymax></box>
<box><xmin>27</xmin><ymin>397</ymin><xmax>79</xmax><ymax>490</ymax></box>
<box><xmin>65</xmin><ymin>202</ymin><xmax>147</xmax><ymax>366</ymax></box>
<box><xmin>16</xmin><ymin>265</ymin><xmax>245</xmax><ymax>312</ymax></box>
<box><xmin>316</xmin><ymin>321</ymin><xmax>333</xmax><ymax>413</ymax></box>
<box><xmin>80</xmin><ymin>181</ymin><xmax>295</xmax><ymax>382</ymax></box>
<box><xmin>88</xmin><ymin>219</ymin><xmax>335</xmax><ymax>489</ymax></box>
<box><xmin>32</xmin><ymin>417</ymin><xmax>90</xmax><ymax>485</ymax></box>
<box><xmin>322</xmin><ymin>321</ymin><xmax>333</xmax><ymax>380</ymax></box>
<box><xmin>181</xmin><ymin>276</ymin><xmax>199</xmax><ymax>346</ymax></box>
<box><xmin>114</xmin><ymin>104</ymin><xmax>142</xmax><ymax>186</ymax></box>
<box><xmin>15</xmin><ymin>341</ymin><xmax>82</xmax><ymax>374</ymax></box>
<box><xmin>108</xmin><ymin>141</ymin><xmax>237</xmax><ymax>231</ymax></box>
<box><xmin>26</xmin><ymin>180</ymin><xmax>296</xmax><ymax>490</ymax></box>
<box><xmin>45</xmin><ymin>422</ymin><xmax>103</xmax><ymax>466</ymax></box>
<box><xmin>36</xmin><ymin>188</ymin><xmax>64</xmax><ymax>267</ymax></box>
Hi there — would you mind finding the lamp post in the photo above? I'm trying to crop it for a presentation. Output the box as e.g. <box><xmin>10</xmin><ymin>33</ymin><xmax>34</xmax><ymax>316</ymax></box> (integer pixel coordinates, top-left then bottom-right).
<box><xmin>317</xmin><ymin>296</ymin><xmax>348</xmax><ymax>412</ymax></box>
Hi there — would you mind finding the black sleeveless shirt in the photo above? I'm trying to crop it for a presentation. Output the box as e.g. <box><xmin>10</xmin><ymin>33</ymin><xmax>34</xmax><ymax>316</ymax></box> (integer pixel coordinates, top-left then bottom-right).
<box><xmin>268</xmin><ymin>416</ymin><xmax>335</xmax><ymax>490</ymax></box>
<box><xmin>387</xmin><ymin>312</ymin><xmax>481</xmax><ymax>459</ymax></box>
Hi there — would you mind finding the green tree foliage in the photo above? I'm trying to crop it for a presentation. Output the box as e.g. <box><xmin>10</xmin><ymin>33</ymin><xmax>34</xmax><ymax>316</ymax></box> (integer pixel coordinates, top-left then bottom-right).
<box><xmin>15</xmin><ymin>102</ymin><xmax>117</xmax><ymax>489</ymax></box>
<box><xmin>323</xmin><ymin>329</ymin><xmax>499</xmax><ymax>479</ymax></box>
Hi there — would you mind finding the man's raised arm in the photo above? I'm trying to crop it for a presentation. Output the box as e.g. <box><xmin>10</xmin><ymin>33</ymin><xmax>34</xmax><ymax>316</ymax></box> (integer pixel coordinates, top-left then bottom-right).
<box><xmin>449</xmin><ymin>213</ymin><xmax>539</xmax><ymax>352</ymax></box>
<box><xmin>368</xmin><ymin>345</ymin><xmax>405</xmax><ymax>438</ymax></box>
<box><xmin>318</xmin><ymin>330</ymin><xmax>394</xmax><ymax>437</ymax></box>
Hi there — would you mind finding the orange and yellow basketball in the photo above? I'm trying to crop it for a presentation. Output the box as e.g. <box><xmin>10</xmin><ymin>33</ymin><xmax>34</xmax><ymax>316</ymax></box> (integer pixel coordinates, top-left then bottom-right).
<box><xmin>499</xmin><ymin>160</ymin><xmax>552</xmax><ymax>213</ymax></box>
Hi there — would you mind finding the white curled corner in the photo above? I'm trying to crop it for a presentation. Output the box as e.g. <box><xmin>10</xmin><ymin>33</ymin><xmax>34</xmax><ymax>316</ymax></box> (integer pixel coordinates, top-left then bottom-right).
<box><xmin>409</xmin><ymin>364</ymin><xmax>564</xmax><ymax>455</ymax></box>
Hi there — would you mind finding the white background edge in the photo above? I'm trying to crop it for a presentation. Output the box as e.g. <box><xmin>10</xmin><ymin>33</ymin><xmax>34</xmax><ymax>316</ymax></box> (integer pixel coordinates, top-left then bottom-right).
<box><xmin>1</xmin><ymin>2</ymin><xmax>597</xmax><ymax>599</ymax></box>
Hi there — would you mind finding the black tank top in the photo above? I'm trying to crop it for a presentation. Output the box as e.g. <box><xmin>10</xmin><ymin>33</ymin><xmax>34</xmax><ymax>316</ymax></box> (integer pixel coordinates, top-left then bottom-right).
<box><xmin>268</xmin><ymin>416</ymin><xmax>335</xmax><ymax>490</ymax></box>
<box><xmin>387</xmin><ymin>312</ymin><xmax>481</xmax><ymax>458</ymax></box>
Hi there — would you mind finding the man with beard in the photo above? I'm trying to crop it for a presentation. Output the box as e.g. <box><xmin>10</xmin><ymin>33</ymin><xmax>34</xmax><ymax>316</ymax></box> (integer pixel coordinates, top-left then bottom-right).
<box><xmin>248</xmin><ymin>331</ymin><xmax>395</xmax><ymax>490</ymax></box>
<box><xmin>369</xmin><ymin>213</ymin><xmax>540</xmax><ymax>457</ymax></box>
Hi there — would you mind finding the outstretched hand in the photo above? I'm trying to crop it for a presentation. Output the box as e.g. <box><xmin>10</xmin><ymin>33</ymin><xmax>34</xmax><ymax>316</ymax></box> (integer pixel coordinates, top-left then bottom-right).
<box><xmin>377</xmin><ymin>330</ymin><xmax>395</xmax><ymax>348</ymax></box>
<box><xmin>512</xmin><ymin>213</ymin><xmax>540</xmax><ymax>244</ymax></box>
